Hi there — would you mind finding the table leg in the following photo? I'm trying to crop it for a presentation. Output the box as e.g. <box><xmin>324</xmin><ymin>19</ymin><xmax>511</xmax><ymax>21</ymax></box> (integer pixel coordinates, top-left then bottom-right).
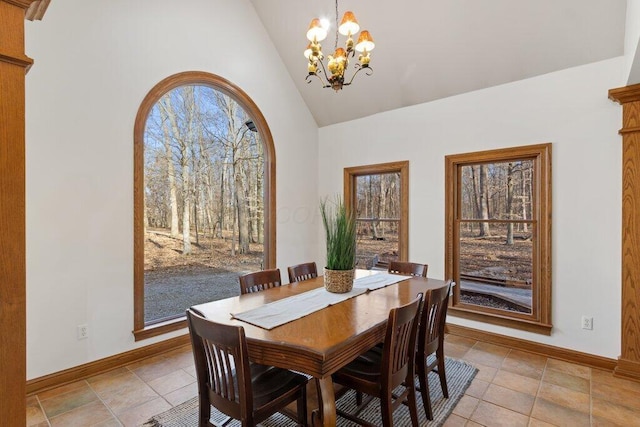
<box><xmin>313</xmin><ymin>377</ymin><xmax>336</xmax><ymax>427</ymax></box>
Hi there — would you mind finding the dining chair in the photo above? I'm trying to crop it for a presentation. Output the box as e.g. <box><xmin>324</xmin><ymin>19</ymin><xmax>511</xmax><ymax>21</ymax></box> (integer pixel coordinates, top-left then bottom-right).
<box><xmin>239</xmin><ymin>268</ymin><xmax>282</xmax><ymax>295</ymax></box>
<box><xmin>287</xmin><ymin>262</ymin><xmax>318</xmax><ymax>283</ymax></box>
<box><xmin>331</xmin><ymin>293</ymin><xmax>423</xmax><ymax>427</ymax></box>
<box><xmin>186</xmin><ymin>309</ymin><xmax>308</xmax><ymax>427</ymax></box>
<box><xmin>388</xmin><ymin>261</ymin><xmax>428</xmax><ymax>277</ymax></box>
<box><xmin>415</xmin><ymin>281</ymin><xmax>452</xmax><ymax>420</ymax></box>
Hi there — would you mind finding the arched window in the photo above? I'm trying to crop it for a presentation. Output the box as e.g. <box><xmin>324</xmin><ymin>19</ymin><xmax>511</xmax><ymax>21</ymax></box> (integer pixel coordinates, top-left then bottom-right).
<box><xmin>133</xmin><ymin>72</ymin><xmax>276</xmax><ymax>340</ymax></box>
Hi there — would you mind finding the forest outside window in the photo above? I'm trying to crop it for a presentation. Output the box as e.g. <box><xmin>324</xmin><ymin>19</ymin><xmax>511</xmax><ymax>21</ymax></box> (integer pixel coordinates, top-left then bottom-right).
<box><xmin>445</xmin><ymin>144</ymin><xmax>551</xmax><ymax>334</ymax></box>
<box><xmin>344</xmin><ymin>161</ymin><xmax>409</xmax><ymax>269</ymax></box>
<box><xmin>133</xmin><ymin>72</ymin><xmax>276</xmax><ymax>340</ymax></box>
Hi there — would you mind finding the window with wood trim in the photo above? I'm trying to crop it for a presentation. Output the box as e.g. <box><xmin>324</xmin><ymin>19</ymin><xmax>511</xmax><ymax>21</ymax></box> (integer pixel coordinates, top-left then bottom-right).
<box><xmin>133</xmin><ymin>72</ymin><xmax>276</xmax><ymax>341</ymax></box>
<box><xmin>445</xmin><ymin>144</ymin><xmax>551</xmax><ymax>334</ymax></box>
<box><xmin>344</xmin><ymin>161</ymin><xmax>409</xmax><ymax>269</ymax></box>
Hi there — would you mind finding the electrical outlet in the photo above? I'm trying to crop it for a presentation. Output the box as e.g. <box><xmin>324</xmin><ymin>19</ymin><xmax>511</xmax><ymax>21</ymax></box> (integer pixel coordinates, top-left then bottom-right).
<box><xmin>581</xmin><ymin>316</ymin><xmax>593</xmax><ymax>330</ymax></box>
<box><xmin>77</xmin><ymin>324</ymin><xmax>89</xmax><ymax>340</ymax></box>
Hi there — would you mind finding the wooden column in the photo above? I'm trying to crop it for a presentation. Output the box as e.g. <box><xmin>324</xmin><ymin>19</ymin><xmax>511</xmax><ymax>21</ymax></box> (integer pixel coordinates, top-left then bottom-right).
<box><xmin>609</xmin><ymin>83</ymin><xmax>640</xmax><ymax>381</ymax></box>
<box><xmin>0</xmin><ymin>0</ymin><xmax>34</xmax><ymax>424</ymax></box>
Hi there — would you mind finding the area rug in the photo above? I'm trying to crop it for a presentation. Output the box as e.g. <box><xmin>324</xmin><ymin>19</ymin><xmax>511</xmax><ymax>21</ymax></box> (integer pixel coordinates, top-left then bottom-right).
<box><xmin>144</xmin><ymin>357</ymin><xmax>477</xmax><ymax>427</ymax></box>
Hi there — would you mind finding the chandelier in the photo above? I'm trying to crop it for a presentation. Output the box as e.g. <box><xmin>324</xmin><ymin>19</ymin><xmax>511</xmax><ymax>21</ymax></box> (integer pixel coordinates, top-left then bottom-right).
<box><xmin>304</xmin><ymin>0</ymin><xmax>375</xmax><ymax>91</ymax></box>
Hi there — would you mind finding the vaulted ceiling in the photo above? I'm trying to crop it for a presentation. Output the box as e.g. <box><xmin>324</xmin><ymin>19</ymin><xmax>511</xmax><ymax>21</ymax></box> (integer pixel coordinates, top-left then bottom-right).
<box><xmin>250</xmin><ymin>0</ymin><xmax>627</xmax><ymax>127</ymax></box>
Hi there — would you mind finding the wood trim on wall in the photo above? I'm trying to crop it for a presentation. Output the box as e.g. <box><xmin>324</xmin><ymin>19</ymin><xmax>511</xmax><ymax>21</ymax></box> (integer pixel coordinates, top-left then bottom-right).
<box><xmin>446</xmin><ymin>324</ymin><xmax>617</xmax><ymax>372</ymax></box>
<box><xmin>0</xmin><ymin>1</ymin><xmax>35</xmax><ymax>425</ymax></box>
<box><xmin>26</xmin><ymin>335</ymin><xmax>191</xmax><ymax>396</ymax></box>
<box><xmin>133</xmin><ymin>71</ymin><xmax>276</xmax><ymax>341</ymax></box>
<box><xmin>608</xmin><ymin>83</ymin><xmax>640</xmax><ymax>382</ymax></box>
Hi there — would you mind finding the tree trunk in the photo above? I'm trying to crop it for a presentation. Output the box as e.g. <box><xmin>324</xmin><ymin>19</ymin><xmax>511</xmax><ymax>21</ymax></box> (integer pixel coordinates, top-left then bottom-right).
<box><xmin>470</xmin><ymin>166</ymin><xmax>481</xmax><ymax>235</ymax></box>
<box><xmin>218</xmin><ymin>157</ymin><xmax>226</xmax><ymax>238</ymax></box>
<box><xmin>180</xmin><ymin>86</ymin><xmax>195</xmax><ymax>255</ymax></box>
<box><xmin>256</xmin><ymin>145</ymin><xmax>263</xmax><ymax>244</ymax></box>
<box><xmin>521</xmin><ymin>165</ymin><xmax>528</xmax><ymax>233</ymax></box>
<box><xmin>368</xmin><ymin>176</ymin><xmax>379</xmax><ymax>239</ymax></box>
<box><xmin>160</xmin><ymin>96</ymin><xmax>180</xmax><ymax>238</ymax></box>
<box><xmin>506</xmin><ymin>162</ymin><xmax>514</xmax><ymax>245</ymax></box>
<box><xmin>236</xmin><ymin>159</ymin><xmax>250</xmax><ymax>254</ymax></box>
<box><xmin>479</xmin><ymin>164</ymin><xmax>491</xmax><ymax>236</ymax></box>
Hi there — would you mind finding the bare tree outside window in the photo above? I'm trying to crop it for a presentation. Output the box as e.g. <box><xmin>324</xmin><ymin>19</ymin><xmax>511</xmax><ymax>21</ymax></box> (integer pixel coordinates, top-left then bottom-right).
<box><xmin>142</xmin><ymin>85</ymin><xmax>265</xmax><ymax>325</ymax></box>
<box><xmin>354</xmin><ymin>173</ymin><xmax>401</xmax><ymax>268</ymax></box>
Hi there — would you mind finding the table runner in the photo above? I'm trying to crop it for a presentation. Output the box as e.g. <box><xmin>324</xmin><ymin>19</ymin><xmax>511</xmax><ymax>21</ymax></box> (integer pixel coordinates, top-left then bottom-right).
<box><xmin>231</xmin><ymin>272</ymin><xmax>409</xmax><ymax>330</ymax></box>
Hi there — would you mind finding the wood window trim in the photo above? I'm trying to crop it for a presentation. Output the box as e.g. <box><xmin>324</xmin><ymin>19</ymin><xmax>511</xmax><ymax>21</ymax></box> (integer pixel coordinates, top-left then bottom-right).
<box><xmin>344</xmin><ymin>161</ymin><xmax>409</xmax><ymax>263</ymax></box>
<box><xmin>445</xmin><ymin>144</ymin><xmax>552</xmax><ymax>335</ymax></box>
<box><xmin>132</xmin><ymin>71</ymin><xmax>276</xmax><ymax>341</ymax></box>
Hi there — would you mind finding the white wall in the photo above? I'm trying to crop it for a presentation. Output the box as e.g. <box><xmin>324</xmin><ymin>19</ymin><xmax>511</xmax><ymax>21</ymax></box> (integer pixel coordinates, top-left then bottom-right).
<box><xmin>25</xmin><ymin>0</ymin><xmax>319</xmax><ymax>379</ymax></box>
<box><xmin>319</xmin><ymin>58</ymin><xmax>624</xmax><ymax>358</ymax></box>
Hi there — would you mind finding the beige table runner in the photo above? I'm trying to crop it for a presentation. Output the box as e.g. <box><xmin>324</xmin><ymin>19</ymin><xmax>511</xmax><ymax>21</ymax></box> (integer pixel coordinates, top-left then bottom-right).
<box><xmin>231</xmin><ymin>272</ymin><xmax>409</xmax><ymax>330</ymax></box>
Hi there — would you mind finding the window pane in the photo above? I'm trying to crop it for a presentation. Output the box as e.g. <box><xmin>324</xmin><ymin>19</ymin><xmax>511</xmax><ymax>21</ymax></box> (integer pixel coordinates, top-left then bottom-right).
<box><xmin>458</xmin><ymin>221</ymin><xmax>532</xmax><ymax>314</ymax></box>
<box><xmin>460</xmin><ymin>161</ymin><xmax>534</xmax><ymax>221</ymax></box>
<box><xmin>355</xmin><ymin>220</ymin><xmax>399</xmax><ymax>268</ymax></box>
<box><xmin>354</xmin><ymin>172</ymin><xmax>401</xmax><ymax>268</ymax></box>
<box><xmin>143</xmin><ymin>85</ymin><xmax>265</xmax><ymax>324</ymax></box>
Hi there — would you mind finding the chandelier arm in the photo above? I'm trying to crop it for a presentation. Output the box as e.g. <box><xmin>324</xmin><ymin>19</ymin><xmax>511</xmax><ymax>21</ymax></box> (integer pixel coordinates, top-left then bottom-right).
<box><xmin>306</xmin><ymin>72</ymin><xmax>331</xmax><ymax>88</ymax></box>
<box><xmin>316</xmin><ymin>57</ymin><xmax>332</xmax><ymax>84</ymax></box>
<box><xmin>343</xmin><ymin>65</ymin><xmax>373</xmax><ymax>86</ymax></box>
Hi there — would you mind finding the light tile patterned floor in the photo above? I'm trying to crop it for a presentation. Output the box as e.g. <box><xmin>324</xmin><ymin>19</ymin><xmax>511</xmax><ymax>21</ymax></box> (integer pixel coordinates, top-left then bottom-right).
<box><xmin>26</xmin><ymin>336</ymin><xmax>640</xmax><ymax>426</ymax></box>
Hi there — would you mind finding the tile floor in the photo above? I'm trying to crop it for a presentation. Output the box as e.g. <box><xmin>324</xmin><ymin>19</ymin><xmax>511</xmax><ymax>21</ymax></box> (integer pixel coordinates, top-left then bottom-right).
<box><xmin>26</xmin><ymin>336</ymin><xmax>640</xmax><ymax>426</ymax></box>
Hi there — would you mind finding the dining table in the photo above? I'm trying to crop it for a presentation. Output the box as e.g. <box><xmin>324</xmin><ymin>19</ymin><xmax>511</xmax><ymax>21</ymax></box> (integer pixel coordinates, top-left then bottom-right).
<box><xmin>191</xmin><ymin>269</ymin><xmax>450</xmax><ymax>426</ymax></box>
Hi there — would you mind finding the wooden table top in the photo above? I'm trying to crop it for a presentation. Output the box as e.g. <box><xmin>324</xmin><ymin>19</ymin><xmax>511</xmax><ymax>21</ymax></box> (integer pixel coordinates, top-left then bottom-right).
<box><xmin>192</xmin><ymin>271</ymin><xmax>449</xmax><ymax>378</ymax></box>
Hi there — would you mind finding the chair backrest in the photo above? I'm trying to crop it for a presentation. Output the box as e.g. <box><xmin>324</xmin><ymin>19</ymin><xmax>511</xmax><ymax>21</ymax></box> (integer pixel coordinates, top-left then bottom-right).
<box><xmin>381</xmin><ymin>293</ymin><xmax>423</xmax><ymax>391</ymax></box>
<box><xmin>418</xmin><ymin>281</ymin><xmax>452</xmax><ymax>357</ymax></box>
<box><xmin>287</xmin><ymin>262</ymin><xmax>318</xmax><ymax>283</ymax></box>
<box><xmin>388</xmin><ymin>261</ymin><xmax>428</xmax><ymax>277</ymax></box>
<box><xmin>239</xmin><ymin>268</ymin><xmax>282</xmax><ymax>295</ymax></box>
<box><xmin>186</xmin><ymin>309</ymin><xmax>253</xmax><ymax>424</ymax></box>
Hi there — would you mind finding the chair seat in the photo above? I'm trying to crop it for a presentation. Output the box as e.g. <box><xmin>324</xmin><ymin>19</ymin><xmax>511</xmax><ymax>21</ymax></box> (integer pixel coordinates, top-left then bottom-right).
<box><xmin>332</xmin><ymin>347</ymin><xmax>383</xmax><ymax>387</ymax></box>
<box><xmin>250</xmin><ymin>364</ymin><xmax>309</xmax><ymax>408</ymax></box>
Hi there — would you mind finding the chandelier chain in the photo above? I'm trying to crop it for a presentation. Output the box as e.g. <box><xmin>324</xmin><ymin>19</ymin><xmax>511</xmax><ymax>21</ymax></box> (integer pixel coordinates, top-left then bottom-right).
<box><xmin>334</xmin><ymin>0</ymin><xmax>339</xmax><ymax>50</ymax></box>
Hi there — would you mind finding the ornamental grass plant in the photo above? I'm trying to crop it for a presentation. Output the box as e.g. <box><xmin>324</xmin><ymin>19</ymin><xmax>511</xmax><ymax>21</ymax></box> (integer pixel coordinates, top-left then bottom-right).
<box><xmin>320</xmin><ymin>196</ymin><xmax>357</xmax><ymax>271</ymax></box>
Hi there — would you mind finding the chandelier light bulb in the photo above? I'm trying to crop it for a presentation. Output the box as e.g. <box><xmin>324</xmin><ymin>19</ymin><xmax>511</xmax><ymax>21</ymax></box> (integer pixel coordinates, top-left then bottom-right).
<box><xmin>355</xmin><ymin>30</ymin><xmax>375</xmax><ymax>52</ymax></box>
<box><xmin>338</xmin><ymin>11</ymin><xmax>360</xmax><ymax>36</ymax></box>
<box><xmin>306</xmin><ymin>18</ymin><xmax>328</xmax><ymax>42</ymax></box>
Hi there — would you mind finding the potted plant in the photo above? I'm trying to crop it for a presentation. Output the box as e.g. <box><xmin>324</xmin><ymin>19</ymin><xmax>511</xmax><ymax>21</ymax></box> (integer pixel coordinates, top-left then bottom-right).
<box><xmin>320</xmin><ymin>195</ymin><xmax>357</xmax><ymax>293</ymax></box>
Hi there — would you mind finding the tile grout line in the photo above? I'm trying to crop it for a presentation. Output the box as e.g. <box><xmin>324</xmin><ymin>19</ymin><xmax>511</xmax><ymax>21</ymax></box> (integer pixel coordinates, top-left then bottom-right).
<box><xmin>38</xmin><ymin>380</ymin><xmax>99</xmax><ymax>425</ymax></box>
<box><xmin>501</xmin><ymin>347</ymin><xmax>535</xmax><ymax>419</ymax></box>
<box><xmin>464</xmin><ymin>340</ymin><xmax>487</xmax><ymax>423</ymax></box>
<box><xmin>34</xmin><ymin>394</ymin><xmax>52</xmax><ymax>427</ymax></box>
<box><xmin>125</xmin><ymin>362</ymin><xmax>174</xmax><ymax>417</ymax></box>
<box><xmin>85</xmin><ymin>376</ymin><xmax>124</xmax><ymax>426</ymax></box>
<box><xmin>530</xmin><ymin>356</ymin><xmax>548</xmax><ymax>425</ymax></box>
